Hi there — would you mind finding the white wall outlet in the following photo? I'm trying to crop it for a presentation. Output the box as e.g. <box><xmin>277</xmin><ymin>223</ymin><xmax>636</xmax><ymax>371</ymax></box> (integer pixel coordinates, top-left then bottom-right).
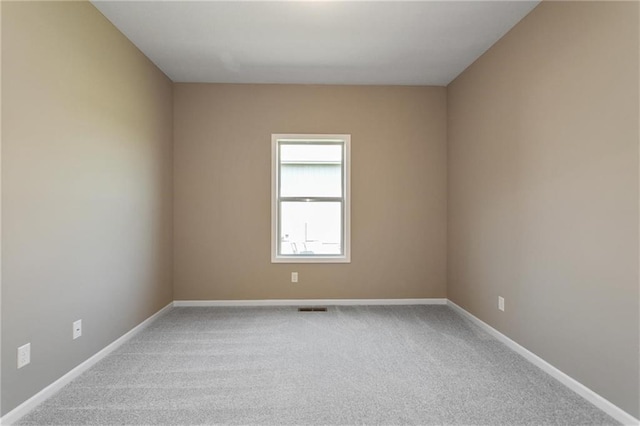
<box><xmin>498</xmin><ymin>296</ymin><xmax>505</xmax><ymax>312</ymax></box>
<box><xmin>17</xmin><ymin>343</ymin><xmax>31</xmax><ymax>369</ymax></box>
<box><xmin>291</xmin><ymin>272</ymin><xmax>298</xmax><ymax>283</ymax></box>
<box><xmin>73</xmin><ymin>319</ymin><xmax>82</xmax><ymax>339</ymax></box>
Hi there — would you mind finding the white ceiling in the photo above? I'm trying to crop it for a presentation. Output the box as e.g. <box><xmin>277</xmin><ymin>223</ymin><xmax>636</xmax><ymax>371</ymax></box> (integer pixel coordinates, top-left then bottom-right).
<box><xmin>91</xmin><ymin>1</ymin><xmax>539</xmax><ymax>86</ymax></box>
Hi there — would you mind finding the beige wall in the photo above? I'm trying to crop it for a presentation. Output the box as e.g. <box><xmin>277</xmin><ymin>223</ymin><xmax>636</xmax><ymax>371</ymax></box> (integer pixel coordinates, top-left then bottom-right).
<box><xmin>447</xmin><ymin>1</ymin><xmax>639</xmax><ymax>418</ymax></box>
<box><xmin>174</xmin><ymin>84</ymin><xmax>447</xmax><ymax>300</ymax></box>
<box><xmin>1</xmin><ymin>1</ymin><xmax>173</xmax><ymax>415</ymax></box>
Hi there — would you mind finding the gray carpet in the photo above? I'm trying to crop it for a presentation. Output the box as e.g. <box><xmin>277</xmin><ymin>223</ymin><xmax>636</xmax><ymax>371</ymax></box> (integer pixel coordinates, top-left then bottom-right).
<box><xmin>18</xmin><ymin>306</ymin><xmax>617</xmax><ymax>425</ymax></box>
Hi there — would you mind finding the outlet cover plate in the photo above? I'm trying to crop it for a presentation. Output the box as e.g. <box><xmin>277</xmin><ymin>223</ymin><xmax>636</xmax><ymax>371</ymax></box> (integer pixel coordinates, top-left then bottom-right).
<box><xmin>17</xmin><ymin>343</ymin><xmax>30</xmax><ymax>369</ymax></box>
<box><xmin>73</xmin><ymin>319</ymin><xmax>82</xmax><ymax>339</ymax></box>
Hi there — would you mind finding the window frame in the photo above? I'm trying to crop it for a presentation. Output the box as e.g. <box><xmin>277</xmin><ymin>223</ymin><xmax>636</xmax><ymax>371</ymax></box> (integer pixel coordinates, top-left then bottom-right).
<box><xmin>271</xmin><ymin>134</ymin><xmax>351</xmax><ymax>263</ymax></box>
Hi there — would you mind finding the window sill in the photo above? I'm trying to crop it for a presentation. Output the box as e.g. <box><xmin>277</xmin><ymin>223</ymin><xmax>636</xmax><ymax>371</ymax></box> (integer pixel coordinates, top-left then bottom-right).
<box><xmin>271</xmin><ymin>255</ymin><xmax>351</xmax><ymax>264</ymax></box>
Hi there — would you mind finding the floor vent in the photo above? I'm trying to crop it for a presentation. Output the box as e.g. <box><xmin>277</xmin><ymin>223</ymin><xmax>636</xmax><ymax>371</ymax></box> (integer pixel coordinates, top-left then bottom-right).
<box><xmin>298</xmin><ymin>307</ymin><xmax>328</xmax><ymax>312</ymax></box>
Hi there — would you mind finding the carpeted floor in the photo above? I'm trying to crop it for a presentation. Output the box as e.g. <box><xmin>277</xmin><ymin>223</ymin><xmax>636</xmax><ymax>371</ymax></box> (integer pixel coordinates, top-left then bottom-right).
<box><xmin>18</xmin><ymin>305</ymin><xmax>617</xmax><ymax>425</ymax></box>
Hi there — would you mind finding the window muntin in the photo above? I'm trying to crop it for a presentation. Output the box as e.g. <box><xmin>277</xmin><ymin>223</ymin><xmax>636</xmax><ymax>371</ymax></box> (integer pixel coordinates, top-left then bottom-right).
<box><xmin>271</xmin><ymin>134</ymin><xmax>350</xmax><ymax>263</ymax></box>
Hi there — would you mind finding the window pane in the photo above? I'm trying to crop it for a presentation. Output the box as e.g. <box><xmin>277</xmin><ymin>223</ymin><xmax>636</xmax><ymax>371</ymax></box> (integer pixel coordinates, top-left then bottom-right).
<box><xmin>280</xmin><ymin>144</ymin><xmax>342</xmax><ymax>197</ymax></box>
<box><xmin>280</xmin><ymin>164</ymin><xmax>342</xmax><ymax>197</ymax></box>
<box><xmin>280</xmin><ymin>201</ymin><xmax>342</xmax><ymax>255</ymax></box>
<box><xmin>280</xmin><ymin>144</ymin><xmax>342</xmax><ymax>163</ymax></box>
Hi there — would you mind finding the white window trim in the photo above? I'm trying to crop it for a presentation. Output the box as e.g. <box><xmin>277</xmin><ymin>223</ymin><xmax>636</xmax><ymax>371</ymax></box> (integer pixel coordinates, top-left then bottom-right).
<box><xmin>271</xmin><ymin>134</ymin><xmax>351</xmax><ymax>264</ymax></box>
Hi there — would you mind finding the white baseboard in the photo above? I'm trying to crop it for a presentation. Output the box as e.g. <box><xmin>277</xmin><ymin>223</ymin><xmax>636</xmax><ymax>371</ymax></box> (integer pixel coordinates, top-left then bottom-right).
<box><xmin>173</xmin><ymin>298</ymin><xmax>448</xmax><ymax>307</ymax></box>
<box><xmin>0</xmin><ymin>302</ymin><xmax>173</xmax><ymax>426</ymax></box>
<box><xmin>447</xmin><ymin>300</ymin><xmax>639</xmax><ymax>426</ymax></box>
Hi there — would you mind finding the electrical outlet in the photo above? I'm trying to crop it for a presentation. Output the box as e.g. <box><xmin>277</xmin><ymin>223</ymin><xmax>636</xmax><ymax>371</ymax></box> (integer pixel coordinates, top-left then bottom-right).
<box><xmin>17</xmin><ymin>343</ymin><xmax>31</xmax><ymax>369</ymax></box>
<box><xmin>291</xmin><ymin>272</ymin><xmax>298</xmax><ymax>283</ymax></box>
<box><xmin>498</xmin><ymin>296</ymin><xmax>505</xmax><ymax>312</ymax></box>
<box><xmin>73</xmin><ymin>319</ymin><xmax>82</xmax><ymax>339</ymax></box>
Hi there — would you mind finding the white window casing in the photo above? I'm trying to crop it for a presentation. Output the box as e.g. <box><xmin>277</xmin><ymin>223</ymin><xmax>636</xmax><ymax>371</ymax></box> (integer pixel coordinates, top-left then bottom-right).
<box><xmin>271</xmin><ymin>134</ymin><xmax>351</xmax><ymax>263</ymax></box>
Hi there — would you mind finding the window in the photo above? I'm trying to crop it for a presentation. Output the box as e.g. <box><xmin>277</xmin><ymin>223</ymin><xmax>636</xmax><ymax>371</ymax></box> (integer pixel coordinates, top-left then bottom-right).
<box><xmin>271</xmin><ymin>134</ymin><xmax>351</xmax><ymax>263</ymax></box>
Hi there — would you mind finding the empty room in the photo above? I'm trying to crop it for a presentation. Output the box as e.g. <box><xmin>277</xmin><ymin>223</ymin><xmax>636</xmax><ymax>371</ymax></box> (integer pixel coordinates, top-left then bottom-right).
<box><xmin>1</xmin><ymin>0</ymin><xmax>638</xmax><ymax>425</ymax></box>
